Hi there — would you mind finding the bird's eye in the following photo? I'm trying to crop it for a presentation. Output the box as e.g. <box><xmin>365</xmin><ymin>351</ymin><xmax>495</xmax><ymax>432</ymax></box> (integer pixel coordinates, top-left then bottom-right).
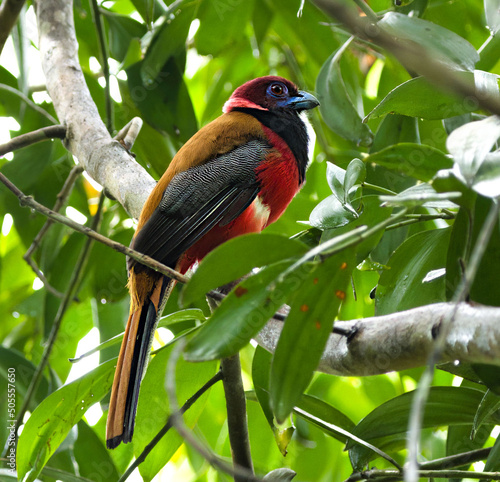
<box><xmin>269</xmin><ymin>82</ymin><xmax>287</xmax><ymax>97</ymax></box>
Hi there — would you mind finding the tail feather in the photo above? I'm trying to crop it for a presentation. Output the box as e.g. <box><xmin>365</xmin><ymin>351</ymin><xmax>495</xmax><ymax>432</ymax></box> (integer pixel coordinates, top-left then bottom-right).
<box><xmin>106</xmin><ymin>276</ymin><xmax>170</xmax><ymax>449</ymax></box>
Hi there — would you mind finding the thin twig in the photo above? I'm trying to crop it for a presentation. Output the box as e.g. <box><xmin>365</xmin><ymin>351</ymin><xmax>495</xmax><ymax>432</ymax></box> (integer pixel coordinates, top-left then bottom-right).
<box><xmin>420</xmin><ymin>447</ymin><xmax>492</xmax><ymax>470</ymax></box>
<box><xmin>118</xmin><ymin>370</ymin><xmax>224</xmax><ymax>482</ymax></box>
<box><xmin>294</xmin><ymin>407</ymin><xmax>402</xmax><ymax>471</ymax></box>
<box><xmin>0</xmin><ymin>125</ymin><xmax>66</xmax><ymax>157</ymax></box>
<box><xmin>346</xmin><ymin>468</ymin><xmax>500</xmax><ymax>482</ymax></box>
<box><xmin>0</xmin><ymin>83</ymin><xmax>58</xmax><ymax>124</ymax></box>
<box><xmin>23</xmin><ymin>164</ymin><xmax>83</xmax><ymax>298</ymax></box>
<box><xmin>0</xmin><ymin>171</ymin><xmax>189</xmax><ymax>284</ymax></box>
<box><xmin>0</xmin><ymin>0</ymin><xmax>26</xmax><ymax>54</ymax></box>
<box><xmin>89</xmin><ymin>0</ymin><xmax>113</xmax><ymax>133</ymax></box>
<box><xmin>406</xmin><ymin>199</ymin><xmax>500</xmax><ymax>482</ymax></box>
<box><xmin>386</xmin><ymin>212</ymin><xmax>455</xmax><ymax>230</ymax></box>
<box><xmin>14</xmin><ymin>192</ymin><xmax>106</xmax><ymax>442</ymax></box>
<box><xmin>166</xmin><ymin>340</ymin><xmax>262</xmax><ymax>481</ymax></box>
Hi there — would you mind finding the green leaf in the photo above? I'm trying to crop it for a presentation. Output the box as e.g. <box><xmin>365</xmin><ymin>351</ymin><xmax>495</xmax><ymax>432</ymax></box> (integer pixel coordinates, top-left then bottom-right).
<box><xmin>309</xmin><ymin>161</ymin><xmax>363</xmax><ymax>229</ymax></box>
<box><xmin>252</xmin><ymin>0</ymin><xmax>274</xmax><ymax>50</ymax></box>
<box><xmin>0</xmin><ymin>346</ymin><xmax>49</xmax><ymax>408</ymax></box>
<box><xmin>316</xmin><ymin>39</ymin><xmax>373</xmax><ymax>146</ymax></box>
<box><xmin>472</xmin><ymin>364</ymin><xmax>500</xmax><ymax>396</ymax></box>
<box><xmin>129</xmin><ymin>0</ymin><xmax>160</xmax><ymax>24</ymax></box>
<box><xmin>195</xmin><ymin>0</ymin><xmax>255</xmax><ymax>56</ymax></box>
<box><xmin>74</xmin><ymin>420</ymin><xmax>120</xmax><ymax>481</ymax></box>
<box><xmin>263</xmin><ymin>468</ymin><xmax>297</xmax><ymax>481</ymax></box>
<box><xmin>378</xmin><ymin>12</ymin><xmax>479</xmax><ymax>71</ymax></box>
<box><xmin>432</xmin><ymin>168</ymin><xmax>476</xmax><ymax>209</ymax></box>
<box><xmin>88</xmin><ymin>227</ymin><xmax>131</xmax><ymax>303</ymax></box>
<box><xmin>126</xmin><ymin>56</ymin><xmax>197</xmax><ymax>145</ymax></box>
<box><xmin>17</xmin><ymin>360</ymin><xmax>116</xmax><ymax>482</ymax></box>
<box><xmin>473</xmin><ymin>152</ymin><xmax>500</xmax><ymax>198</ymax></box>
<box><xmin>471</xmin><ymin>389</ymin><xmax>500</xmax><ymax>438</ymax></box>
<box><xmin>140</xmin><ymin>4</ymin><xmax>196</xmax><ymax>85</ymax></box>
<box><xmin>101</xmin><ymin>10</ymin><xmax>147</xmax><ymax>62</ymax></box>
<box><xmin>344</xmin><ymin>158</ymin><xmax>366</xmax><ymax>197</ymax></box>
<box><xmin>295</xmin><ymin>394</ymin><xmax>355</xmax><ymax>443</ymax></box>
<box><xmin>321</xmin><ymin>196</ymin><xmax>393</xmax><ymax>263</ymax></box>
<box><xmin>485</xmin><ymin>0</ymin><xmax>500</xmax><ymax>34</ymax></box>
<box><xmin>326</xmin><ymin>161</ymin><xmax>346</xmax><ymax>198</ymax></box>
<box><xmin>348</xmin><ymin>387</ymin><xmax>488</xmax><ymax>468</ymax></box>
<box><xmin>485</xmin><ymin>435</ymin><xmax>500</xmax><ymax>471</ymax></box>
<box><xmin>364</xmin><ymin>143</ymin><xmax>452</xmax><ymax>182</ymax></box>
<box><xmin>134</xmin><ymin>344</ymin><xmax>217</xmax><ymax>481</ymax></box>
<box><xmin>181</xmin><ymin>233</ymin><xmax>308</xmax><ymax>307</ymax></box>
<box><xmin>376</xmin><ymin>227</ymin><xmax>451</xmax><ymax>315</ymax></box>
<box><xmin>309</xmin><ymin>194</ymin><xmax>358</xmax><ymax>229</ymax></box>
<box><xmin>370</xmin><ymin>114</ymin><xmax>420</xmax><ymax>154</ymax></box>
<box><xmin>365</xmin><ymin>75</ymin><xmax>475</xmax><ymax>121</ymax></box>
<box><xmin>252</xmin><ymin>346</ymin><xmax>294</xmax><ymax>456</ymax></box>
<box><xmin>446</xmin><ymin>196</ymin><xmax>500</xmax><ymax>306</ymax></box>
<box><xmin>184</xmin><ymin>260</ymin><xmax>299</xmax><ymax>361</ymax></box>
<box><xmin>446</xmin><ymin>116</ymin><xmax>500</xmax><ymax>186</ymax></box>
<box><xmin>270</xmin><ymin>251</ymin><xmax>355</xmax><ymax>423</ymax></box>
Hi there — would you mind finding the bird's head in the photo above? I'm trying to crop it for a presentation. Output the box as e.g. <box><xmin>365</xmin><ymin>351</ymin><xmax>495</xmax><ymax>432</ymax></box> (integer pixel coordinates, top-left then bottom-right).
<box><xmin>223</xmin><ymin>76</ymin><xmax>319</xmax><ymax>114</ymax></box>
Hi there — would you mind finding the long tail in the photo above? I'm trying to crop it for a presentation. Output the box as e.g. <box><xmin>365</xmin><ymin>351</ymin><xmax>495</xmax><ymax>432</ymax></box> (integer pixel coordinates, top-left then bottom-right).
<box><xmin>106</xmin><ymin>276</ymin><xmax>171</xmax><ymax>449</ymax></box>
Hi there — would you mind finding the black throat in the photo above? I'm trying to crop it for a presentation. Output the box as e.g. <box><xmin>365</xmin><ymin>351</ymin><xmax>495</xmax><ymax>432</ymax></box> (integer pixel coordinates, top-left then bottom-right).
<box><xmin>233</xmin><ymin>107</ymin><xmax>310</xmax><ymax>184</ymax></box>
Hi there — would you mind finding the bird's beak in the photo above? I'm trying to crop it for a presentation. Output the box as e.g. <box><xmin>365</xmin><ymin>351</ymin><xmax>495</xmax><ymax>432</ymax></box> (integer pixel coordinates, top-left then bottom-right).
<box><xmin>284</xmin><ymin>91</ymin><xmax>320</xmax><ymax>111</ymax></box>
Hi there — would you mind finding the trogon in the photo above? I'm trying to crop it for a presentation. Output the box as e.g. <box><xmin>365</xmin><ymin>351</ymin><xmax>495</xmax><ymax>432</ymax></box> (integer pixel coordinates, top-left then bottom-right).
<box><xmin>106</xmin><ymin>76</ymin><xmax>319</xmax><ymax>449</ymax></box>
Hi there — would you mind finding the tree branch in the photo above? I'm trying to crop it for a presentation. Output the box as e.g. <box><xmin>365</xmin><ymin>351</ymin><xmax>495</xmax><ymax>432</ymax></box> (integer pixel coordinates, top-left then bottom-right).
<box><xmin>221</xmin><ymin>355</ymin><xmax>255</xmax><ymax>480</ymax></box>
<box><xmin>257</xmin><ymin>302</ymin><xmax>500</xmax><ymax>376</ymax></box>
<box><xmin>35</xmin><ymin>0</ymin><xmax>155</xmax><ymax>219</ymax></box>
<box><xmin>0</xmin><ymin>0</ymin><xmax>26</xmax><ymax>54</ymax></box>
<box><xmin>0</xmin><ymin>125</ymin><xmax>66</xmax><ymax>157</ymax></box>
<box><xmin>14</xmin><ymin>192</ymin><xmax>106</xmax><ymax>441</ymax></box>
<box><xmin>311</xmin><ymin>0</ymin><xmax>500</xmax><ymax>117</ymax></box>
<box><xmin>23</xmin><ymin>164</ymin><xmax>83</xmax><ymax>299</ymax></box>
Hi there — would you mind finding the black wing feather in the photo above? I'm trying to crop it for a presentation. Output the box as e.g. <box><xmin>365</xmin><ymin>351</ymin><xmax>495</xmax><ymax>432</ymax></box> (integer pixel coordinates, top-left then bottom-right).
<box><xmin>130</xmin><ymin>139</ymin><xmax>270</xmax><ymax>271</ymax></box>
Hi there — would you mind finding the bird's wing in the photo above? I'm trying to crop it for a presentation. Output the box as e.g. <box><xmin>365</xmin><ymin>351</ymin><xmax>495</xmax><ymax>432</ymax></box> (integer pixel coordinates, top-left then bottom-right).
<box><xmin>130</xmin><ymin>139</ymin><xmax>271</xmax><ymax>269</ymax></box>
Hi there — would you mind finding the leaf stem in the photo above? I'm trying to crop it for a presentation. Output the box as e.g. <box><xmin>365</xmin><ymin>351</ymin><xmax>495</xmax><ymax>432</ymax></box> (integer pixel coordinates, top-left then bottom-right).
<box><xmin>362</xmin><ymin>182</ymin><xmax>396</xmax><ymax>196</ymax></box>
<box><xmin>386</xmin><ymin>212</ymin><xmax>455</xmax><ymax>230</ymax></box>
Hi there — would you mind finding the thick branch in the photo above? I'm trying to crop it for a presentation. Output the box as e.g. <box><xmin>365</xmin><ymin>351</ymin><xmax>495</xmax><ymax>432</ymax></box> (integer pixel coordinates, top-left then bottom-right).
<box><xmin>35</xmin><ymin>0</ymin><xmax>155</xmax><ymax>219</ymax></box>
<box><xmin>257</xmin><ymin>303</ymin><xmax>500</xmax><ymax>376</ymax></box>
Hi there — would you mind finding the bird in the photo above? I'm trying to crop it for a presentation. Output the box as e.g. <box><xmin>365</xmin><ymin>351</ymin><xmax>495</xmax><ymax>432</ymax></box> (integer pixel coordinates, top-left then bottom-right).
<box><xmin>106</xmin><ymin>75</ymin><xmax>319</xmax><ymax>449</ymax></box>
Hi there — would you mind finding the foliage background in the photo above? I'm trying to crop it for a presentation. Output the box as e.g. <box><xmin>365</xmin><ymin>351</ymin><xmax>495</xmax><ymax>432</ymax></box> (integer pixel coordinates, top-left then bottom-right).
<box><xmin>1</xmin><ymin>0</ymin><xmax>500</xmax><ymax>480</ymax></box>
